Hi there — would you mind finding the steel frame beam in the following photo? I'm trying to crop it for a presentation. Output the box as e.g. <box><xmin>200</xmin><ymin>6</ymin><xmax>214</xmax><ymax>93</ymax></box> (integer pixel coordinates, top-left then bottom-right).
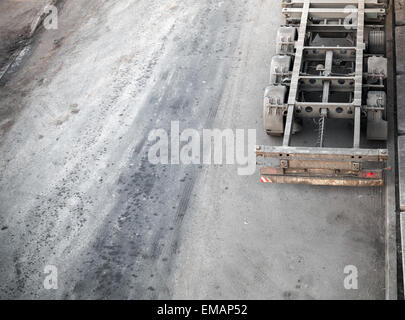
<box><xmin>282</xmin><ymin>8</ymin><xmax>385</xmax><ymax>20</ymax></box>
<box><xmin>256</xmin><ymin>145</ymin><xmax>388</xmax><ymax>162</ymax></box>
<box><xmin>259</xmin><ymin>174</ymin><xmax>384</xmax><ymax>187</ymax></box>
<box><xmin>283</xmin><ymin>0</ymin><xmax>310</xmax><ymax>147</ymax></box>
<box><xmin>282</xmin><ymin>0</ymin><xmax>385</xmax><ymax>8</ymax></box>
<box><xmin>353</xmin><ymin>0</ymin><xmax>365</xmax><ymax>148</ymax></box>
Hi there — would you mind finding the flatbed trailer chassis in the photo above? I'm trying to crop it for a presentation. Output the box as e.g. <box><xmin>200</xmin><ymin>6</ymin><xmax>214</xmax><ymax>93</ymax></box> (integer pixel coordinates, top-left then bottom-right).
<box><xmin>258</xmin><ymin>0</ymin><xmax>390</xmax><ymax>186</ymax></box>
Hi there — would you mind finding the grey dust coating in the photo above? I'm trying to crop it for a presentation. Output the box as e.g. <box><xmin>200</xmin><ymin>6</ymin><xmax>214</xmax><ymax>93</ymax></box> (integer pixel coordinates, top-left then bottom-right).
<box><xmin>0</xmin><ymin>0</ymin><xmax>384</xmax><ymax>299</ymax></box>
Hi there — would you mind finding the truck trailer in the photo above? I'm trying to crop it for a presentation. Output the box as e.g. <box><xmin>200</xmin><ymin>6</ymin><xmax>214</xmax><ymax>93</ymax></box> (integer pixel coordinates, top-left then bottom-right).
<box><xmin>257</xmin><ymin>0</ymin><xmax>390</xmax><ymax>186</ymax></box>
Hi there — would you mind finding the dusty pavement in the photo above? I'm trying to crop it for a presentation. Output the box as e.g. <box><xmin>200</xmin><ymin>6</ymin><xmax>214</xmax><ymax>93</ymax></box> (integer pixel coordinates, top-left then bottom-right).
<box><xmin>0</xmin><ymin>0</ymin><xmax>385</xmax><ymax>299</ymax></box>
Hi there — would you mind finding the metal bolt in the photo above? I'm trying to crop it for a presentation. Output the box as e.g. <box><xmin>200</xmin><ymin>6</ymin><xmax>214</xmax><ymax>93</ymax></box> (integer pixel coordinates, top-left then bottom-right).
<box><xmin>280</xmin><ymin>160</ymin><xmax>289</xmax><ymax>169</ymax></box>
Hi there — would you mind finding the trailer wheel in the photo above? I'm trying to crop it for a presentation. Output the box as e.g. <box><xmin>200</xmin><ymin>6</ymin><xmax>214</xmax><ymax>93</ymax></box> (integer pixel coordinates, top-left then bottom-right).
<box><xmin>367</xmin><ymin>91</ymin><xmax>388</xmax><ymax>141</ymax></box>
<box><xmin>276</xmin><ymin>26</ymin><xmax>297</xmax><ymax>54</ymax></box>
<box><xmin>269</xmin><ymin>55</ymin><xmax>292</xmax><ymax>85</ymax></box>
<box><xmin>264</xmin><ymin>85</ymin><xmax>287</xmax><ymax>136</ymax></box>
<box><xmin>368</xmin><ymin>31</ymin><xmax>385</xmax><ymax>54</ymax></box>
<box><xmin>367</xmin><ymin>91</ymin><xmax>387</xmax><ymax>120</ymax></box>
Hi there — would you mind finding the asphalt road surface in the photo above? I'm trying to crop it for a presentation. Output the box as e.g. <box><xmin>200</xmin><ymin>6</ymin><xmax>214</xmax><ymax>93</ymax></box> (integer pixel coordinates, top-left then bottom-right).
<box><xmin>0</xmin><ymin>0</ymin><xmax>385</xmax><ymax>299</ymax></box>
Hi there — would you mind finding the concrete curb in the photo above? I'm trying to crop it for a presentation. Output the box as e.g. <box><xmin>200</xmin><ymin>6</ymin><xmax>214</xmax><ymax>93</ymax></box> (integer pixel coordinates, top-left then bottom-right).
<box><xmin>398</xmin><ymin>75</ymin><xmax>405</xmax><ymax>134</ymax></box>
<box><xmin>385</xmin><ymin>0</ymin><xmax>398</xmax><ymax>298</ymax></box>
<box><xmin>402</xmin><ymin>212</ymin><xmax>405</xmax><ymax>293</ymax></box>
<box><xmin>396</xmin><ymin>0</ymin><xmax>405</xmax><ymax>26</ymax></box>
<box><xmin>397</xmin><ymin>27</ymin><xmax>405</xmax><ymax>75</ymax></box>
<box><xmin>394</xmin><ymin>0</ymin><xmax>405</xmax><ymax>300</ymax></box>
<box><xmin>398</xmin><ymin>137</ymin><xmax>405</xmax><ymax>210</ymax></box>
